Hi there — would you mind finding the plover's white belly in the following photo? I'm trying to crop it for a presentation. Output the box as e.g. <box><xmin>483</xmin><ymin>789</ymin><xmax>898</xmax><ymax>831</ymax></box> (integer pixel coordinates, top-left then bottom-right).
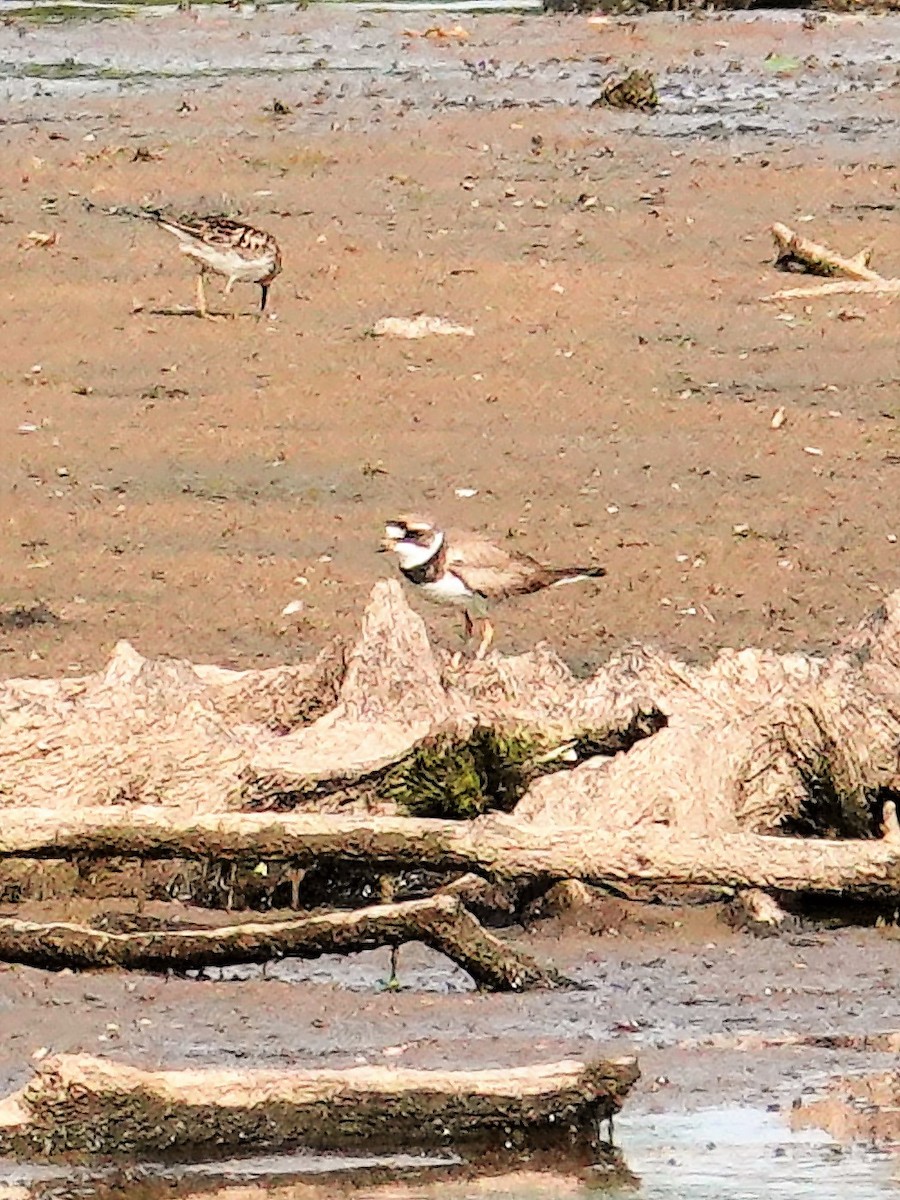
<box><xmin>181</xmin><ymin>242</ymin><xmax>270</xmax><ymax>281</ymax></box>
<box><xmin>420</xmin><ymin>573</ymin><xmax>475</xmax><ymax>606</ymax></box>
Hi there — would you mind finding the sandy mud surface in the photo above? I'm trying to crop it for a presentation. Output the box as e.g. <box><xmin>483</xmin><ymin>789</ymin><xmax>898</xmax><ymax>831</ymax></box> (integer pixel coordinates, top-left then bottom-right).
<box><xmin>1</xmin><ymin>5</ymin><xmax>899</xmax><ymax>1196</ymax></box>
<box><xmin>1</xmin><ymin>7</ymin><xmax>899</xmax><ymax>677</ymax></box>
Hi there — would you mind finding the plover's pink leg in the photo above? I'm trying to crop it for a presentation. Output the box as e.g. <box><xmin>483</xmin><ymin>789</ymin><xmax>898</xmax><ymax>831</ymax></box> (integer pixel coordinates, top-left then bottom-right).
<box><xmin>195</xmin><ymin>272</ymin><xmax>208</xmax><ymax>317</ymax></box>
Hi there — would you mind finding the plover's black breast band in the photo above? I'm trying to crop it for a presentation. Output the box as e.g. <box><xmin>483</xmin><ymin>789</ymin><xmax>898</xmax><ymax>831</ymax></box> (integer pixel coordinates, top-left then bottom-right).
<box><xmin>401</xmin><ymin>561</ymin><xmax>442</xmax><ymax>586</ymax></box>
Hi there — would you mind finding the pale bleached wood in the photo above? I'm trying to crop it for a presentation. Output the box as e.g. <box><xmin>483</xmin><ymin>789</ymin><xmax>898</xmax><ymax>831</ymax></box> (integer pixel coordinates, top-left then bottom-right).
<box><xmin>770</xmin><ymin>222</ymin><xmax>883</xmax><ymax>281</ymax></box>
<box><xmin>0</xmin><ymin>804</ymin><xmax>899</xmax><ymax>895</ymax></box>
<box><xmin>765</xmin><ymin>222</ymin><xmax>899</xmax><ymax>301</ymax></box>
<box><xmin>0</xmin><ymin>1051</ymin><xmax>639</xmax><ymax>1158</ymax></box>
<box><xmin>765</xmin><ymin>278</ymin><xmax>900</xmax><ymax>300</ymax></box>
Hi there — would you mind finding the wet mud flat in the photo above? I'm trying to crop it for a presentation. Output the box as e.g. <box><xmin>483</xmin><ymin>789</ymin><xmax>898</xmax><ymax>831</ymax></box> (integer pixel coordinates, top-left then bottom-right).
<box><xmin>0</xmin><ymin>909</ymin><xmax>898</xmax><ymax>1196</ymax></box>
<box><xmin>1</xmin><ymin>5</ymin><xmax>900</xmax><ymax>1197</ymax></box>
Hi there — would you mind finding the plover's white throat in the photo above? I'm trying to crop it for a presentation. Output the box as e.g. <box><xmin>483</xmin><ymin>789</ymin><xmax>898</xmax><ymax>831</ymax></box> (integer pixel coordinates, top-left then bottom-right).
<box><xmin>144</xmin><ymin>211</ymin><xmax>282</xmax><ymax>318</ymax></box>
<box><xmin>380</xmin><ymin>514</ymin><xmax>606</xmax><ymax>656</ymax></box>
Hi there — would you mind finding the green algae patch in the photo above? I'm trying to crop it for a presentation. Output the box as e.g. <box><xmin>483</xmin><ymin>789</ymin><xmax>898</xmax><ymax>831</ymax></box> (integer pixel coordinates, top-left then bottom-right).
<box><xmin>380</xmin><ymin>727</ymin><xmax>548</xmax><ymax>820</ymax></box>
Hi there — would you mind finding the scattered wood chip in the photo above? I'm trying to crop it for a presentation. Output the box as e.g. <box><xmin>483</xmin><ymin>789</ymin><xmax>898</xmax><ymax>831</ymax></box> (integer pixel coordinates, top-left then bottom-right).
<box><xmin>22</xmin><ymin>230</ymin><xmax>58</xmax><ymax>249</ymax></box>
<box><xmin>771</xmin><ymin>406</ymin><xmax>786</xmax><ymax>430</ymax></box>
<box><xmin>403</xmin><ymin>24</ymin><xmax>468</xmax><ymax>40</ymax></box>
<box><xmin>132</xmin><ymin>146</ymin><xmax>165</xmax><ymax>163</ymax></box>
<box><xmin>371</xmin><ymin>315</ymin><xmax>475</xmax><ymax>339</ymax></box>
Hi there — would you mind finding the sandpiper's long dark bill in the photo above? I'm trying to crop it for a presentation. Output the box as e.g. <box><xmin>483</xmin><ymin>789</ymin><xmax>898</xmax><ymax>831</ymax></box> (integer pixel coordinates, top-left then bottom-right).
<box><xmin>145</xmin><ymin>211</ymin><xmax>282</xmax><ymax>317</ymax></box>
<box><xmin>380</xmin><ymin>515</ymin><xmax>605</xmax><ymax>655</ymax></box>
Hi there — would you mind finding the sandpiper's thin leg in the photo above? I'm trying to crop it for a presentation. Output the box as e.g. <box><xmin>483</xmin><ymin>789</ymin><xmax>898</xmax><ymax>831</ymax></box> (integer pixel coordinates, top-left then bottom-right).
<box><xmin>463</xmin><ymin>610</ymin><xmax>475</xmax><ymax>641</ymax></box>
<box><xmin>475</xmin><ymin>618</ymin><xmax>494</xmax><ymax>661</ymax></box>
<box><xmin>196</xmin><ymin>271</ymin><xmax>208</xmax><ymax>318</ymax></box>
<box><xmin>259</xmin><ymin>283</ymin><xmax>270</xmax><ymax>313</ymax></box>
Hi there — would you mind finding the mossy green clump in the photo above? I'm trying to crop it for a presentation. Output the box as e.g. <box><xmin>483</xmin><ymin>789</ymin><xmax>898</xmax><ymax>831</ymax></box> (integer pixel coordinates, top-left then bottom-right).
<box><xmin>380</xmin><ymin>726</ymin><xmax>547</xmax><ymax>820</ymax></box>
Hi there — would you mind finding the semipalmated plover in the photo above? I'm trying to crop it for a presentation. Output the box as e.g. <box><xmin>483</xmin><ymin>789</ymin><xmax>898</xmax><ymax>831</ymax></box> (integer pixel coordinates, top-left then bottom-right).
<box><xmin>146</xmin><ymin>212</ymin><xmax>282</xmax><ymax>317</ymax></box>
<box><xmin>380</xmin><ymin>514</ymin><xmax>606</xmax><ymax>656</ymax></box>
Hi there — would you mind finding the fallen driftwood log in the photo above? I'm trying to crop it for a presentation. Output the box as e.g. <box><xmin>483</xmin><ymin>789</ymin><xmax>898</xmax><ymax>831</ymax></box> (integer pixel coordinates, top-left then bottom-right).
<box><xmin>0</xmin><ymin>1052</ymin><xmax>639</xmax><ymax>1159</ymax></box>
<box><xmin>765</xmin><ymin>221</ymin><xmax>900</xmax><ymax>299</ymax></box>
<box><xmin>1</xmin><ymin>803</ymin><xmax>899</xmax><ymax>895</ymax></box>
<box><xmin>0</xmin><ymin>895</ymin><xmax>568</xmax><ymax>991</ymax></box>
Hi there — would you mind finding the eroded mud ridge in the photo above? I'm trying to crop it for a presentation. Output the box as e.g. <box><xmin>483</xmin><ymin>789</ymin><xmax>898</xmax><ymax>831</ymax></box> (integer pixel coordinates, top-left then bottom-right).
<box><xmin>1</xmin><ymin>4</ymin><xmax>900</xmax><ymax>1198</ymax></box>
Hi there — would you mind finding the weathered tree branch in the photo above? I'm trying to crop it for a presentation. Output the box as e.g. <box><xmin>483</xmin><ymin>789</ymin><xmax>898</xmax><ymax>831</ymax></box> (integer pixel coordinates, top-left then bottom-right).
<box><xmin>765</xmin><ymin>222</ymin><xmax>900</xmax><ymax>300</ymax></box>
<box><xmin>770</xmin><ymin>221</ymin><xmax>881</xmax><ymax>281</ymax></box>
<box><xmin>0</xmin><ymin>804</ymin><xmax>899</xmax><ymax>894</ymax></box>
<box><xmin>765</xmin><ymin>278</ymin><xmax>900</xmax><ymax>300</ymax></box>
<box><xmin>0</xmin><ymin>895</ymin><xmax>568</xmax><ymax>992</ymax></box>
<box><xmin>0</xmin><ymin>1052</ymin><xmax>640</xmax><ymax>1159</ymax></box>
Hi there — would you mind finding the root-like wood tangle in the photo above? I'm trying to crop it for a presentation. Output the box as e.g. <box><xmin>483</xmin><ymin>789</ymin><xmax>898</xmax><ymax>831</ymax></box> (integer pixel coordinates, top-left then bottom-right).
<box><xmin>3</xmin><ymin>580</ymin><xmax>900</xmax><ymax>924</ymax></box>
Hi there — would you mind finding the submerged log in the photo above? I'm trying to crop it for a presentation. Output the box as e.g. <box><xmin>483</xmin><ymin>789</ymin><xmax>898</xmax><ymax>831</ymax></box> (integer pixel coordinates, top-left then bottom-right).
<box><xmin>0</xmin><ymin>1052</ymin><xmax>640</xmax><ymax>1159</ymax></box>
<box><xmin>65</xmin><ymin>1151</ymin><xmax>638</xmax><ymax>1200</ymax></box>
<box><xmin>106</xmin><ymin>1160</ymin><xmax>637</xmax><ymax>1200</ymax></box>
<box><xmin>0</xmin><ymin>895</ymin><xmax>568</xmax><ymax>992</ymax></box>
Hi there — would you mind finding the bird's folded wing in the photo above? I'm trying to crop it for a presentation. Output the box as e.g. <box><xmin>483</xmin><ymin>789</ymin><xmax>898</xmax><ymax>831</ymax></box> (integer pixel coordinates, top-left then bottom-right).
<box><xmin>446</xmin><ymin>531</ymin><xmax>537</xmax><ymax>569</ymax></box>
<box><xmin>451</xmin><ymin>563</ymin><xmax>538</xmax><ymax>599</ymax></box>
<box><xmin>447</xmin><ymin>535</ymin><xmax>546</xmax><ymax>599</ymax></box>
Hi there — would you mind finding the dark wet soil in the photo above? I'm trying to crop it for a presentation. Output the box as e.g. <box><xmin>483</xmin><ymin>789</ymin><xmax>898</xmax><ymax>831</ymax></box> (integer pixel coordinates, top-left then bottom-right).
<box><xmin>0</xmin><ymin>904</ymin><xmax>897</xmax><ymax>1104</ymax></box>
<box><xmin>0</xmin><ymin>904</ymin><xmax>899</xmax><ymax>1193</ymax></box>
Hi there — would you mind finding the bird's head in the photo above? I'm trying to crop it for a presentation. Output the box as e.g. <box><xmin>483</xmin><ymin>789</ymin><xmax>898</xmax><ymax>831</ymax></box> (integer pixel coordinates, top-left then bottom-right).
<box><xmin>379</xmin><ymin>515</ymin><xmax>444</xmax><ymax>569</ymax></box>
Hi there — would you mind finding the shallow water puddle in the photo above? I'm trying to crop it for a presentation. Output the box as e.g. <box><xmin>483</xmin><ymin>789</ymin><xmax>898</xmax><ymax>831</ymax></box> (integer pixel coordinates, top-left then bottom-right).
<box><xmin>0</xmin><ymin>1107</ymin><xmax>894</xmax><ymax>1200</ymax></box>
<box><xmin>611</xmin><ymin>1107</ymin><xmax>897</xmax><ymax>1200</ymax></box>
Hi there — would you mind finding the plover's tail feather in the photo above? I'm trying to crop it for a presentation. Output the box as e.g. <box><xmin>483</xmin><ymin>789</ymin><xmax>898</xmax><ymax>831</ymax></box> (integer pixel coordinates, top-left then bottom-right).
<box><xmin>548</xmin><ymin>566</ymin><xmax>607</xmax><ymax>587</ymax></box>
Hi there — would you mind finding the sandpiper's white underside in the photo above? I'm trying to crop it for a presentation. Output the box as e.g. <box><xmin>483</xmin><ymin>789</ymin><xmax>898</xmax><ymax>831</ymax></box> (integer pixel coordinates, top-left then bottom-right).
<box><xmin>177</xmin><ymin>239</ymin><xmax>272</xmax><ymax>283</ymax></box>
